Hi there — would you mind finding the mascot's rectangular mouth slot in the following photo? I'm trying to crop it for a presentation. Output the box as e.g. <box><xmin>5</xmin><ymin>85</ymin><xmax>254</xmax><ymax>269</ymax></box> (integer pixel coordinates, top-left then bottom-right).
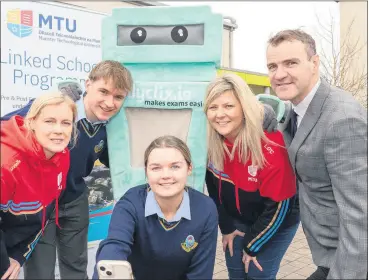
<box><xmin>125</xmin><ymin>107</ymin><xmax>192</xmax><ymax>168</ymax></box>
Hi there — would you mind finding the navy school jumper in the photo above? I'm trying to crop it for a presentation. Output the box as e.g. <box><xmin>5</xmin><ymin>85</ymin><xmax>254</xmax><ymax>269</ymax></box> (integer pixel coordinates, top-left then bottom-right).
<box><xmin>93</xmin><ymin>185</ymin><xmax>219</xmax><ymax>280</ymax></box>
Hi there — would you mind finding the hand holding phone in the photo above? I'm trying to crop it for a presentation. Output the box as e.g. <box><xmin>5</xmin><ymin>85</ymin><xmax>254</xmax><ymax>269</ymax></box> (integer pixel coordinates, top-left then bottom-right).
<box><xmin>97</xmin><ymin>260</ymin><xmax>133</xmax><ymax>279</ymax></box>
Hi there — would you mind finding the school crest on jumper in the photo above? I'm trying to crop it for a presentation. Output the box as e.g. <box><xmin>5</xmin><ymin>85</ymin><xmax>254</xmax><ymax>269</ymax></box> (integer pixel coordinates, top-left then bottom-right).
<box><xmin>248</xmin><ymin>165</ymin><xmax>258</xmax><ymax>177</ymax></box>
<box><xmin>181</xmin><ymin>235</ymin><xmax>198</xmax><ymax>252</ymax></box>
<box><xmin>94</xmin><ymin>140</ymin><xmax>104</xmax><ymax>153</ymax></box>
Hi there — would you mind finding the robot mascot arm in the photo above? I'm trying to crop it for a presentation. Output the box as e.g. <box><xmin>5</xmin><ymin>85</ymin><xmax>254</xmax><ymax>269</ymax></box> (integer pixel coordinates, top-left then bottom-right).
<box><xmin>257</xmin><ymin>93</ymin><xmax>290</xmax><ymax>132</ymax></box>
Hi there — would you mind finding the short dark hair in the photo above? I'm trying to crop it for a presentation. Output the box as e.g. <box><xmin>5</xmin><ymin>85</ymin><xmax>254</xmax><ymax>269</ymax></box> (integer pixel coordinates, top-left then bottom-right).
<box><xmin>268</xmin><ymin>29</ymin><xmax>317</xmax><ymax>58</ymax></box>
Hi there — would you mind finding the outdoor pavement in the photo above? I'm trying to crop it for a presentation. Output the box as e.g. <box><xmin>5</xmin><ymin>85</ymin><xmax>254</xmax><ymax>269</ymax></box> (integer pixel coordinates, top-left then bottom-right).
<box><xmin>212</xmin><ymin>224</ymin><xmax>316</xmax><ymax>279</ymax></box>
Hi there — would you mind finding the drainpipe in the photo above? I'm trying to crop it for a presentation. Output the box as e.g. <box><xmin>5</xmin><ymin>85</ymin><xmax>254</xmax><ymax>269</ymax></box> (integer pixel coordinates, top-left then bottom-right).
<box><xmin>223</xmin><ymin>16</ymin><xmax>238</xmax><ymax>68</ymax></box>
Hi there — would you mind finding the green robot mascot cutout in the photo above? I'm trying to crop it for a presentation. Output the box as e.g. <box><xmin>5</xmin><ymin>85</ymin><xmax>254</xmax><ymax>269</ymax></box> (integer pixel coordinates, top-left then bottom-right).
<box><xmin>102</xmin><ymin>6</ymin><xmax>223</xmax><ymax>200</ymax></box>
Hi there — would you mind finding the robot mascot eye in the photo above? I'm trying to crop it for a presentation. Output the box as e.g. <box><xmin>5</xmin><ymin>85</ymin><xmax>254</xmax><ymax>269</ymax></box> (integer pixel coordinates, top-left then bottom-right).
<box><xmin>171</xmin><ymin>25</ymin><xmax>188</xmax><ymax>43</ymax></box>
<box><xmin>130</xmin><ymin>27</ymin><xmax>147</xmax><ymax>44</ymax></box>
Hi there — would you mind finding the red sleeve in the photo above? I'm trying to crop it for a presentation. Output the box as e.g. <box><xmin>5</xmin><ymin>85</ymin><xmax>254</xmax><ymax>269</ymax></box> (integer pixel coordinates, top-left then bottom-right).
<box><xmin>0</xmin><ymin>167</ymin><xmax>15</xmax><ymax>206</ymax></box>
<box><xmin>258</xmin><ymin>131</ymin><xmax>296</xmax><ymax>202</ymax></box>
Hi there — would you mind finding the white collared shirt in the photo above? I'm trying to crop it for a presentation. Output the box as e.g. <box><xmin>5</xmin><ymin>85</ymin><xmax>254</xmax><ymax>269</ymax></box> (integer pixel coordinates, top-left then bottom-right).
<box><xmin>144</xmin><ymin>189</ymin><xmax>191</xmax><ymax>222</ymax></box>
<box><xmin>75</xmin><ymin>97</ymin><xmax>107</xmax><ymax>125</ymax></box>
<box><xmin>292</xmin><ymin>79</ymin><xmax>321</xmax><ymax>127</ymax></box>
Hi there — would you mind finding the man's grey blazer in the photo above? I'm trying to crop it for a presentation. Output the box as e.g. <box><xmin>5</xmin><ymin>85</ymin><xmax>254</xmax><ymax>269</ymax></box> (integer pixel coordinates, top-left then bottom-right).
<box><xmin>279</xmin><ymin>80</ymin><xmax>367</xmax><ymax>279</ymax></box>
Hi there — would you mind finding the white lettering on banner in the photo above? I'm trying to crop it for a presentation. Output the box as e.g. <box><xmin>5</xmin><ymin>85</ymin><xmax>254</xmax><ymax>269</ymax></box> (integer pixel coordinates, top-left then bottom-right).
<box><xmin>129</xmin><ymin>84</ymin><xmax>193</xmax><ymax>102</ymax></box>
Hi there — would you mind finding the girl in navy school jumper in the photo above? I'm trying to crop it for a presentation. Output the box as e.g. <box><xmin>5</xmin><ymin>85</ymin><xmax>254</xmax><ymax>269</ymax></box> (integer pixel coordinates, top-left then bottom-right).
<box><xmin>0</xmin><ymin>92</ymin><xmax>77</xmax><ymax>279</ymax></box>
<box><xmin>93</xmin><ymin>136</ymin><xmax>218</xmax><ymax>280</ymax></box>
<box><xmin>204</xmin><ymin>74</ymin><xmax>300</xmax><ymax>280</ymax></box>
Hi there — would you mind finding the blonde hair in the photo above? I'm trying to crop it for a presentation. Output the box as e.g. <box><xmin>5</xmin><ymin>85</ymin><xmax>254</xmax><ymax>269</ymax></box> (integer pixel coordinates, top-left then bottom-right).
<box><xmin>24</xmin><ymin>92</ymin><xmax>78</xmax><ymax>147</ymax></box>
<box><xmin>204</xmin><ymin>73</ymin><xmax>269</xmax><ymax>171</ymax></box>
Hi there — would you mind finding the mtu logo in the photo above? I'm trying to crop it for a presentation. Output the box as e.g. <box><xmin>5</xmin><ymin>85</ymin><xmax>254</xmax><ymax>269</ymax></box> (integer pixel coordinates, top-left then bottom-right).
<box><xmin>7</xmin><ymin>9</ymin><xmax>77</xmax><ymax>38</ymax></box>
<box><xmin>7</xmin><ymin>9</ymin><xmax>33</xmax><ymax>38</ymax></box>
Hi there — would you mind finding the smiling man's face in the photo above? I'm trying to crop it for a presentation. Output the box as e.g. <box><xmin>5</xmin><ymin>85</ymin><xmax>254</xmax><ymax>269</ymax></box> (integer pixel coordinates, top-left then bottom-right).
<box><xmin>266</xmin><ymin>40</ymin><xmax>320</xmax><ymax>105</ymax></box>
<box><xmin>84</xmin><ymin>78</ymin><xmax>127</xmax><ymax>122</ymax></box>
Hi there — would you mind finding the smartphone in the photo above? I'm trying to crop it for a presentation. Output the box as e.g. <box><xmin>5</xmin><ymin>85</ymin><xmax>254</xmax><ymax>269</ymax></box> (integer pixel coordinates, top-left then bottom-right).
<box><xmin>97</xmin><ymin>260</ymin><xmax>133</xmax><ymax>279</ymax></box>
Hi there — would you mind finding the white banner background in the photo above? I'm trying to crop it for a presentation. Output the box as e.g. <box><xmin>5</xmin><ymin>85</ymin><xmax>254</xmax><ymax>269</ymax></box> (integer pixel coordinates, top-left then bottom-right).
<box><xmin>1</xmin><ymin>1</ymin><xmax>105</xmax><ymax>278</ymax></box>
<box><xmin>1</xmin><ymin>1</ymin><xmax>104</xmax><ymax>115</ymax></box>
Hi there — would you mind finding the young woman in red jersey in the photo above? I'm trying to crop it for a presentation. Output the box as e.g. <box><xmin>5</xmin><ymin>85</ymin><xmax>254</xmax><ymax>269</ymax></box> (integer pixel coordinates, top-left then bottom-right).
<box><xmin>204</xmin><ymin>73</ymin><xmax>300</xmax><ymax>280</ymax></box>
<box><xmin>0</xmin><ymin>92</ymin><xmax>77</xmax><ymax>279</ymax></box>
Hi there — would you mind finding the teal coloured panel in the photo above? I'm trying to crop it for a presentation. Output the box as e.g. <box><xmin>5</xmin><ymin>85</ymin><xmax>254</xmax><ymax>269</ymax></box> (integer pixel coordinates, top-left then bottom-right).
<box><xmin>107</xmin><ymin>108</ymin><xmax>207</xmax><ymax>200</ymax></box>
<box><xmin>101</xmin><ymin>6</ymin><xmax>223</xmax><ymax>65</ymax></box>
<box><xmin>106</xmin><ymin>80</ymin><xmax>211</xmax><ymax>200</ymax></box>
<box><xmin>103</xmin><ymin>5</ymin><xmax>222</xmax><ymax>199</ymax></box>
<box><xmin>125</xmin><ymin>81</ymin><xmax>210</xmax><ymax>108</ymax></box>
<box><xmin>125</xmin><ymin>63</ymin><xmax>216</xmax><ymax>82</ymax></box>
<box><xmin>111</xmin><ymin>6</ymin><xmax>214</xmax><ymax>23</ymax></box>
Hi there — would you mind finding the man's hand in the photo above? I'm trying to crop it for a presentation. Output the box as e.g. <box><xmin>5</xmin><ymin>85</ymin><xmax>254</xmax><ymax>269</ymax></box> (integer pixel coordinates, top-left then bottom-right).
<box><xmin>243</xmin><ymin>251</ymin><xmax>263</xmax><ymax>273</ymax></box>
<box><xmin>262</xmin><ymin>104</ymin><xmax>278</xmax><ymax>132</ymax></box>
<box><xmin>1</xmin><ymin>258</ymin><xmax>20</xmax><ymax>280</ymax></box>
<box><xmin>222</xmin><ymin>229</ymin><xmax>245</xmax><ymax>257</ymax></box>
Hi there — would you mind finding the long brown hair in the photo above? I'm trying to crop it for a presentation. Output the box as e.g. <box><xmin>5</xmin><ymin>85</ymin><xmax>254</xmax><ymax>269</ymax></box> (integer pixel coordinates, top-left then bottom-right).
<box><xmin>144</xmin><ymin>135</ymin><xmax>192</xmax><ymax>170</ymax></box>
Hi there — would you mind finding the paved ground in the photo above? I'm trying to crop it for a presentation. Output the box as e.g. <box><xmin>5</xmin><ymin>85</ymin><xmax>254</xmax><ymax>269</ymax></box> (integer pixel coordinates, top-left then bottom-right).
<box><xmin>213</xmin><ymin>224</ymin><xmax>316</xmax><ymax>279</ymax></box>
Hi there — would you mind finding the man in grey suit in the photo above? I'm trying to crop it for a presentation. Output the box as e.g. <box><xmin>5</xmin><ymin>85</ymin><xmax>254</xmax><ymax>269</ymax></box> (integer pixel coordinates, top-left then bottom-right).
<box><xmin>266</xmin><ymin>29</ymin><xmax>367</xmax><ymax>279</ymax></box>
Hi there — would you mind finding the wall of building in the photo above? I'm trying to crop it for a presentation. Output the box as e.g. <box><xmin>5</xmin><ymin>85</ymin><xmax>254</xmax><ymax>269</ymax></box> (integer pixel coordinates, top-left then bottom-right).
<box><xmin>222</xmin><ymin>29</ymin><xmax>231</xmax><ymax>67</ymax></box>
<box><xmin>340</xmin><ymin>1</ymin><xmax>368</xmax><ymax>108</ymax></box>
<box><xmin>58</xmin><ymin>1</ymin><xmax>138</xmax><ymax>13</ymax></box>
